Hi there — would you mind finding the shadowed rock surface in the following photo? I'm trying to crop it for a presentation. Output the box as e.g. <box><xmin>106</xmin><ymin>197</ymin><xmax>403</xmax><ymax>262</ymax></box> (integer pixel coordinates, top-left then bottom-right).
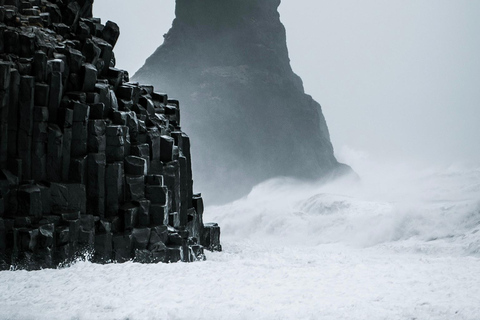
<box><xmin>134</xmin><ymin>0</ymin><xmax>351</xmax><ymax>203</ymax></box>
<box><xmin>0</xmin><ymin>0</ymin><xmax>220</xmax><ymax>270</ymax></box>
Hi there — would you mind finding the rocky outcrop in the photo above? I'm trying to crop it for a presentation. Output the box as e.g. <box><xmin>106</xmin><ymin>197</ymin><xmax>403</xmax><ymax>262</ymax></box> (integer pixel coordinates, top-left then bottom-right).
<box><xmin>134</xmin><ymin>0</ymin><xmax>351</xmax><ymax>203</ymax></box>
<box><xmin>0</xmin><ymin>0</ymin><xmax>220</xmax><ymax>271</ymax></box>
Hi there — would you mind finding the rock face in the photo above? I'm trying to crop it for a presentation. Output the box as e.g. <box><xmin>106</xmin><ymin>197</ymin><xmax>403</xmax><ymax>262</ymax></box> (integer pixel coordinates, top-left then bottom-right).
<box><xmin>0</xmin><ymin>0</ymin><xmax>220</xmax><ymax>270</ymax></box>
<box><xmin>134</xmin><ymin>0</ymin><xmax>351</xmax><ymax>203</ymax></box>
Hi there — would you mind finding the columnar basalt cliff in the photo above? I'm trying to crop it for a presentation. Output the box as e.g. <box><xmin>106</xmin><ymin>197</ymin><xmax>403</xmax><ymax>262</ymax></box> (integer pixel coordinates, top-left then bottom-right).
<box><xmin>0</xmin><ymin>0</ymin><xmax>220</xmax><ymax>270</ymax></box>
<box><xmin>134</xmin><ymin>0</ymin><xmax>351</xmax><ymax>203</ymax></box>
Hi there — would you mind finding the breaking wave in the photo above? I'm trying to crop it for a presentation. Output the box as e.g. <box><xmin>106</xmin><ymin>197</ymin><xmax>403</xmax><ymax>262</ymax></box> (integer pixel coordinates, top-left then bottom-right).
<box><xmin>206</xmin><ymin>148</ymin><xmax>480</xmax><ymax>255</ymax></box>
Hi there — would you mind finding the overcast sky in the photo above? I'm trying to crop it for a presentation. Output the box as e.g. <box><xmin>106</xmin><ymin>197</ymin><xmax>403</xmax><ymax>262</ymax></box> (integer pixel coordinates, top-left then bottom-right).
<box><xmin>94</xmin><ymin>0</ymin><xmax>480</xmax><ymax>166</ymax></box>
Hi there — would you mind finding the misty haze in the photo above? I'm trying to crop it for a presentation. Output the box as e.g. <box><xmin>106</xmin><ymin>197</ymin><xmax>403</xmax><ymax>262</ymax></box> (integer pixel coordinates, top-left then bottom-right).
<box><xmin>0</xmin><ymin>1</ymin><xmax>479</xmax><ymax>320</ymax></box>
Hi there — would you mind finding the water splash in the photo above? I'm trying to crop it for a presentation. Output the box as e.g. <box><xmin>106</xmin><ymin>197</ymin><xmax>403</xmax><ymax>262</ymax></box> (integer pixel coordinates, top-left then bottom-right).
<box><xmin>206</xmin><ymin>148</ymin><xmax>480</xmax><ymax>254</ymax></box>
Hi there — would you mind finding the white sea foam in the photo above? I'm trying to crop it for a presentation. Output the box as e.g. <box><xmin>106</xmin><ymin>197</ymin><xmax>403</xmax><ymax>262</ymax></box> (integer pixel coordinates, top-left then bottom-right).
<box><xmin>1</xmin><ymin>149</ymin><xmax>479</xmax><ymax>319</ymax></box>
<box><xmin>207</xmin><ymin>148</ymin><xmax>480</xmax><ymax>254</ymax></box>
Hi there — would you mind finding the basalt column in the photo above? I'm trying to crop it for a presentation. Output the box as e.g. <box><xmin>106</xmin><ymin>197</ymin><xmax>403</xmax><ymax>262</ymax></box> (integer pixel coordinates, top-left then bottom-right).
<box><xmin>0</xmin><ymin>0</ymin><xmax>220</xmax><ymax>271</ymax></box>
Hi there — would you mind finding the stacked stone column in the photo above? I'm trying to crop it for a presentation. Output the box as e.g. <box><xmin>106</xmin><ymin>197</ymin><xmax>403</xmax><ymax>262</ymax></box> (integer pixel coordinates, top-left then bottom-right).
<box><xmin>0</xmin><ymin>0</ymin><xmax>220</xmax><ymax>270</ymax></box>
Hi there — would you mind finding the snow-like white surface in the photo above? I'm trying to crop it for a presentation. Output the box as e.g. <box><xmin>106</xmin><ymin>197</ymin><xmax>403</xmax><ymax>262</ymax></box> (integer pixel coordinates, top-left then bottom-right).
<box><xmin>0</xmin><ymin>241</ymin><xmax>479</xmax><ymax>320</ymax></box>
<box><xmin>1</xmin><ymin>156</ymin><xmax>479</xmax><ymax>320</ymax></box>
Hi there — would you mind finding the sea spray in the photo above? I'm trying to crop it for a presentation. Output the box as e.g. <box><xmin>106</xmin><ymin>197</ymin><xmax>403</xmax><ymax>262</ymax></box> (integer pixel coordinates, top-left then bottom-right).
<box><xmin>207</xmin><ymin>150</ymin><xmax>480</xmax><ymax>254</ymax></box>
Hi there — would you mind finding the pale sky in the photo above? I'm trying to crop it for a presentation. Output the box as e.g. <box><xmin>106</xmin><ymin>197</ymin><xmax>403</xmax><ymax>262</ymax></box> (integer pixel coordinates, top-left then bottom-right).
<box><xmin>94</xmin><ymin>0</ymin><xmax>480</xmax><ymax>167</ymax></box>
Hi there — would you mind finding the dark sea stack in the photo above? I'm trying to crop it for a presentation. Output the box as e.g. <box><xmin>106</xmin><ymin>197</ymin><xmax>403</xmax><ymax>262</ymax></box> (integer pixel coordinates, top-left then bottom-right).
<box><xmin>134</xmin><ymin>0</ymin><xmax>351</xmax><ymax>203</ymax></box>
<box><xmin>0</xmin><ymin>0</ymin><xmax>219</xmax><ymax>270</ymax></box>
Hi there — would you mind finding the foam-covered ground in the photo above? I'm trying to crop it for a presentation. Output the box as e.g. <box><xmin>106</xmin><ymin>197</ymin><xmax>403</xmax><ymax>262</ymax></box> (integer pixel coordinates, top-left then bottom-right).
<box><xmin>1</xmin><ymin>151</ymin><xmax>479</xmax><ymax>320</ymax></box>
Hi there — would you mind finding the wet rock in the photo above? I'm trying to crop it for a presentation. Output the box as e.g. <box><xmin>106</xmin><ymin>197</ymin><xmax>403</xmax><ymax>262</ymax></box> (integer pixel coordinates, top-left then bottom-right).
<box><xmin>150</xmin><ymin>243</ymin><xmax>166</xmax><ymax>263</ymax></box>
<box><xmin>166</xmin><ymin>246</ymin><xmax>182</xmax><ymax>263</ymax></box>
<box><xmin>50</xmin><ymin>183</ymin><xmax>86</xmax><ymax>215</ymax></box>
<box><xmin>0</xmin><ymin>0</ymin><xmax>221</xmax><ymax>269</ymax></box>
<box><xmin>150</xmin><ymin>204</ymin><xmax>168</xmax><ymax>227</ymax></box>
<box><xmin>33</xmin><ymin>83</ymin><xmax>49</xmax><ymax>107</ymax></box>
<box><xmin>18</xmin><ymin>75</ymin><xmax>35</xmax><ymax>179</ymax></box>
<box><xmin>160</xmin><ymin>135</ymin><xmax>174</xmax><ymax>162</ymax></box>
<box><xmin>102</xmin><ymin>21</ymin><xmax>120</xmax><ymax>48</ymax></box>
<box><xmin>106</xmin><ymin>125</ymin><xmax>124</xmax><ymax>162</ymax></box>
<box><xmin>32</xmin><ymin>107</ymin><xmax>49</xmax><ymax>181</ymax></box>
<box><xmin>124</xmin><ymin>155</ymin><xmax>147</xmax><ymax>176</ymax></box>
<box><xmin>146</xmin><ymin>127</ymin><xmax>160</xmax><ymax>161</ymax></box>
<box><xmin>83</xmin><ymin>38</ymin><xmax>101</xmax><ymax>66</ymax></box>
<box><xmin>190</xmin><ymin>244</ymin><xmax>205</xmax><ymax>262</ymax></box>
<box><xmin>148</xmin><ymin>229</ymin><xmax>164</xmax><ymax>250</ymax></box>
<box><xmin>19</xmin><ymin>32</ymin><xmax>35</xmax><ymax>58</ymax></box>
<box><xmin>131</xmin><ymin>227</ymin><xmax>150</xmax><ymax>251</ymax></box>
<box><xmin>17</xmin><ymin>184</ymin><xmax>42</xmax><ymax>218</ymax></box>
<box><xmin>164</xmin><ymin>161</ymin><xmax>180</xmax><ymax>216</ymax></box>
<box><xmin>192</xmin><ymin>194</ymin><xmax>204</xmax><ymax>216</ymax></box>
<box><xmin>136</xmin><ymin>199</ymin><xmax>150</xmax><ymax>228</ymax></box>
<box><xmin>33</xmin><ymin>51</ymin><xmax>47</xmax><ymax>83</ymax></box>
<box><xmin>202</xmin><ymin>223</ymin><xmax>222</xmax><ymax>252</ymax></box>
<box><xmin>131</xmin><ymin>143</ymin><xmax>150</xmax><ymax>171</ymax></box>
<box><xmin>82</xmin><ymin>63</ymin><xmax>97</xmax><ymax>92</ymax></box>
<box><xmin>146</xmin><ymin>185</ymin><xmax>168</xmax><ymax>205</ymax></box>
<box><xmin>65</xmin><ymin>92</ymin><xmax>87</xmax><ymax>104</ymax></box>
<box><xmin>54</xmin><ymin>243</ymin><xmax>70</xmax><ymax>265</ymax></box>
<box><xmin>95</xmin><ymin>219</ymin><xmax>112</xmax><ymax>234</ymax></box>
<box><xmin>152</xmin><ymin>92</ymin><xmax>168</xmax><ymax>106</ymax></box>
<box><xmin>7</xmin><ymin>68</ymin><xmax>20</xmax><ymax>161</ymax></box>
<box><xmin>133</xmin><ymin>249</ymin><xmax>152</xmax><ymax>263</ymax></box>
<box><xmin>93</xmin><ymin>232</ymin><xmax>112</xmax><ymax>263</ymax></box>
<box><xmin>125</xmin><ymin>175</ymin><xmax>144</xmax><ymax>202</ymax></box>
<box><xmin>69</xmin><ymin>155</ymin><xmax>87</xmax><ymax>184</ymax></box>
<box><xmin>121</xmin><ymin>125</ymin><xmax>130</xmax><ymax>156</ymax></box>
<box><xmin>89</xmin><ymin>103</ymin><xmax>106</xmax><ymax>120</ymax></box>
<box><xmin>66</xmin><ymin>219</ymin><xmax>80</xmax><ymax>244</ymax></box>
<box><xmin>34</xmin><ymin>247</ymin><xmax>53</xmax><ymax>269</ymax></box>
<box><xmin>92</xmin><ymin>37</ymin><xmax>113</xmax><ymax>76</ymax></box>
<box><xmin>186</xmin><ymin>208</ymin><xmax>201</xmax><ymax>241</ymax></box>
<box><xmin>0</xmin><ymin>219</ymin><xmax>6</xmax><ymax>252</ymax></box>
<box><xmin>87</xmin><ymin>119</ymin><xmax>106</xmax><ymax>153</ymax></box>
<box><xmin>113</xmin><ymin>233</ymin><xmax>132</xmax><ymax>263</ymax></box>
<box><xmin>119</xmin><ymin>202</ymin><xmax>138</xmax><ymax>231</ymax></box>
<box><xmin>76</xmin><ymin>21</ymin><xmax>91</xmax><ymax>42</ymax></box>
<box><xmin>116</xmin><ymin>84</ymin><xmax>134</xmax><ymax>101</ymax></box>
<box><xmin>55</xmin><ymin>226</ymin><xmax>69</xmax><ymax>247</ymax></box>
<box><xmin>105</xmin><ymin>162</ymin><xmax>123</xmax><ymax>218</ymax></box>
<box><xmin>37</xmin><ymin>184</ymin><xmax>51</xmax><ymax>215</ymax></box>
<box><xmin>47</xmin><ymin>71</ymin><xmax>62</xmax><ymax>123</ymax></box>
<box><xmin>0</xmin><ymin>62</ymin><xmax>11</xmax><ymax>90</ymax></box>
<box><xmin>153</xmin><ymin>225</ymin><xmax>168</xmax><ymax>243</ymax></box>
<box><xmin>46</xmin><ymin>124</ymin><xmax>63</xmax><ymax>182</ymax></box>
<box><xmin>58</xmin><ymin>108</ymin><xmax>72</xmax><ymax>179</ymax></box>
<box><xmin>78</xmin><ymin>227</ymin><xmax>94</xmax><ymax>249</ymax></box>
<box><xmin>169</xmin><ymin>211</ymin><xmax>180</xmax><ymax>228</ymax></box>
<box><xmin>80</xmin><ymin>214</ymin><xmax>96</xmax><ymax>232</ymax></box>
<box><xmin>4</xmin><ymin>28</ymin><xmax>19</xmax><ymax>55</ymax></box>
<box><xmin>86</xmin><ymin>153</ymin><xmax>106</xmax><ymax>217</ymax></box>
<box><xmin>14</xmin><ymin>217</ymin><xmax>32</xmax><ymax>228</ymax></box>
<box><xmin>68</xmin><ymin>48</ymin><xmax>85</xmax><ymax>74</ymax></box>
<box><xmin>146</xmin><ymin>174</ymin><xmax>164</xmax><ymax>186</ymax></box>
<box><xmin>15</xmin><ymin>227</ymin><xmax>38</xmax><ymax>252</ymax></box>
<box><xmin>73</xmin><ymin>102</ymin><xmax>90</xmax><ymax>122</ymax></box>
<box><xmin>38</xmin><ymin>223</ymin><xmax>54</xmax><ymax>249</ymax></box>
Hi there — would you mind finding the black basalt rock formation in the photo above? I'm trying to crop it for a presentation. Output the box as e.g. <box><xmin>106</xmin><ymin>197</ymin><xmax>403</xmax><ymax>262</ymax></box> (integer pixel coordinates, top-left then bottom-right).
<box><xmin>134</xmin><ymin>0</ymin><xmax>351</xmax><ymax>203</ymax></box>
<box><xmin>0</xmin><ymin>0</ymin><xmax>220</xmax><ymax>271</ymax></box>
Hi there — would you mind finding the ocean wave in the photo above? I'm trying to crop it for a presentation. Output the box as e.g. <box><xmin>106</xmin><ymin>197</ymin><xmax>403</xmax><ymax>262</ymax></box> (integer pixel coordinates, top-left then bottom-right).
<box><xmin>205</xmin><ymin>156</ymin><xmax>480</xmax><ymax>255</ymax></box>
